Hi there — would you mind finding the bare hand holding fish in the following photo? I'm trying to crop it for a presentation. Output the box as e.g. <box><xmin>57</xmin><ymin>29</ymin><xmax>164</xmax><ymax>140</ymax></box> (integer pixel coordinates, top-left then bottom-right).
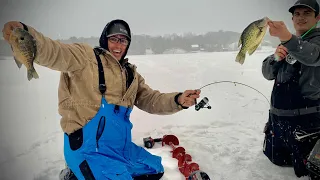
<box><xmin>2</xmin><ymin>21</ymin><xmax>23</xmax><ymax>42</ymax></box>
<box><xmin>267</xmin><ymin>21</ymin><xmax>293</xmax><ymax>42</ymax></box>
<box><xmin>2</xmin><ymin>21</ymin><xmax>39</xmax><ymax>81</ymax></box>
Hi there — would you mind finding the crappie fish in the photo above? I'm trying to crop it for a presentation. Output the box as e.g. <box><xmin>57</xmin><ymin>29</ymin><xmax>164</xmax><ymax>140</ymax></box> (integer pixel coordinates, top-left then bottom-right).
<box><xmin>236</xmin><ymin>17</ymin><xmax>269</xmax><ymax>65</ymax></box>
<box><xmin>9</xmin><ymin>27</ymin><xmax>39</xmax><ymax>81</ymax></box>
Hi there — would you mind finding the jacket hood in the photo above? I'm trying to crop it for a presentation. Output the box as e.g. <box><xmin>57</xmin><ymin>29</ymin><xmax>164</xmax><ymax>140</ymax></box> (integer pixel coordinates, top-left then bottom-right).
<box><xmin>99</xmin><ymin>19</ymin><xmax>132</xmax><ymax>61</ymax></box>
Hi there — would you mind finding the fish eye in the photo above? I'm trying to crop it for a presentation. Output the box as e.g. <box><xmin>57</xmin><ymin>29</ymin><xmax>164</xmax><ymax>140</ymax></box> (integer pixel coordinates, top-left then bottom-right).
<box><xmin>20</xmin><ymin>37</ymin><xmax>24</xmax><ymax>41</ymax></box>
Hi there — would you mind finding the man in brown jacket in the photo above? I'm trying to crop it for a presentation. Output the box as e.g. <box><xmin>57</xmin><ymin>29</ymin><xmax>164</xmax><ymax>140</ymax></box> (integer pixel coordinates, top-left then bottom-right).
<box><xmin>2</xmin><ymin>19</ymin><xmax>201</xmax><ymax>180</ymax></box>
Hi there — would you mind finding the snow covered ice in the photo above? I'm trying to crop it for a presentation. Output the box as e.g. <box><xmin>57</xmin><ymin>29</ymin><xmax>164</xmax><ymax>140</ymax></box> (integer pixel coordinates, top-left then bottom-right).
<box><xmin>0</xmin><ymin>48</ymin><xmax>311</xmax><ymax>180</ymax></box>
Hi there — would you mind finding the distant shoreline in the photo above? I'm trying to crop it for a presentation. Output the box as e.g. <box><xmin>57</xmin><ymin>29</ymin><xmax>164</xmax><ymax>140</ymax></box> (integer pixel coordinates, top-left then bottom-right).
<box><xmin>0</xmin><ymin>56</ymin><xmax>13</xmax><ymax>60</ymax></box>
<box><xmin>0</xmin><ymin>48</ymin><xmax>276</xmax><ymax>62</ymax></box>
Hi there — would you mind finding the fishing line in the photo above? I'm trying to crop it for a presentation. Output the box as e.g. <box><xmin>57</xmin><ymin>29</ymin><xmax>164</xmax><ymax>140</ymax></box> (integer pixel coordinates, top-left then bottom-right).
<box><xmin>194</xmin><ymin>80</ymin><xmax>270</xmax><ymax>111</ymax></box>
<box><xmin>300</xmin><ymin>21</ymin><xmax>319</xmax><ymax>38</ymax></box>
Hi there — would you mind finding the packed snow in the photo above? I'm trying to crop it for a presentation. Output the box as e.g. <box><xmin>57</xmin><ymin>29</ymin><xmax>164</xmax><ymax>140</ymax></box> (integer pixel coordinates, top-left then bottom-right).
<box><xmin>0</xmin><ymin>48</ymin><xmax>311</xmax><ymax>180</ymax></box>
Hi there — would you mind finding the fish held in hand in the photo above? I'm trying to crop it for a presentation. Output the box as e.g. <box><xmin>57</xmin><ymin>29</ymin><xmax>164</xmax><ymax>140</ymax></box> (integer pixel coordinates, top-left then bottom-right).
<box><xmin>9</xmin><ymin>27</ymin><xmax>39</xmax><ymax>81</ymax></box>
<box><xmin>236</xmin><ymin>17</ymin><xmax>269</xmax><ymax>65</ymax></box>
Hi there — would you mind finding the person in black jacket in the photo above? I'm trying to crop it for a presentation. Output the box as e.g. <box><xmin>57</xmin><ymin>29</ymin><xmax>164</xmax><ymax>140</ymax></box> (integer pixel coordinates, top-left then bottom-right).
<box><xmin>262</xmin><ymin>0</ymin><xmax>320</xmax><ymax>178</ymax></box>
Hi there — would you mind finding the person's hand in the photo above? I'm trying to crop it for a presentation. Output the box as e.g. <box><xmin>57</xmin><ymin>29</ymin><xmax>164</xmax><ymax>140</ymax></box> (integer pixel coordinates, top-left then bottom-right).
<box><xmin>274</xmin><ymin>45</ymin><xmax>288</xmax><ymax>61</ymax></box>
<box><xmin>2</xmin><ymin>21</ymin><xmax>24</xmax><ymax>42</ymax></box>
<box><xmin>178</xmin><ymin>89</ymin><xmax>201</xmax><ymax>107</ymax></box>
<box><xmin>267</xmin><ymin>20</ymin><xmax>292</xmax><ymax>42</ymax></box>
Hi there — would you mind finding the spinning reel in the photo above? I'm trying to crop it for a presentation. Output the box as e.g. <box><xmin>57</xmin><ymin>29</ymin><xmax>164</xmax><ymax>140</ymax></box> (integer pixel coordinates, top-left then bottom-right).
<box><xmin>195</xmin><ymin>97</ymin><xmax>211</xmax><ymax>111</ymax></box>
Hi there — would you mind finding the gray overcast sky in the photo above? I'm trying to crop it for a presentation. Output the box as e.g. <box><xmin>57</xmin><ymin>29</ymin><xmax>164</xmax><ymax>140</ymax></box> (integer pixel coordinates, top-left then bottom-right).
<box><xmin>0</xmin><ymin>0</ymin><xmax>311</xmax><ymax>40</ymax></box>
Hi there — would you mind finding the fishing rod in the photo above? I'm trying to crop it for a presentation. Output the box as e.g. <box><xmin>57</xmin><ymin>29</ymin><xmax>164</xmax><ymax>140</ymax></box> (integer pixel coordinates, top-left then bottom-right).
<box><xmin>194</xmin><ymin>80</ymin><xmax>270</xmax><ymax>111</ymax></box>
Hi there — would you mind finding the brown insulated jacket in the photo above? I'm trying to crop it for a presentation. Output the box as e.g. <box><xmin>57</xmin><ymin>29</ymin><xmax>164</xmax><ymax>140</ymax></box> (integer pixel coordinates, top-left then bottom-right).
<box><xmin>24</xmin><ymin>24</ymin><xmax>183</xmax><ymax>134</ymax></box>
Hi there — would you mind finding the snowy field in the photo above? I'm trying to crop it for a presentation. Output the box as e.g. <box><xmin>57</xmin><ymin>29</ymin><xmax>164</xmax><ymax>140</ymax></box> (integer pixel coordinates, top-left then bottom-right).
<box><xmin>0</xmin><ymin>49</ymin><xmax>311</xmax><ymax>180</ymax></box>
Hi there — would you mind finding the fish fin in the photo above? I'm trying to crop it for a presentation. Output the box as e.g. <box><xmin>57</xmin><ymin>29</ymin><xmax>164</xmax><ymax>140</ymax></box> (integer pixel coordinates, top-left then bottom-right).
<box><xmin>238</xmin><ymin>37</ymin><xmax>242</xmax><ymax>48</ymax></box>
<box><xmin>14</xmin><ymin>57</ymin><xmax>23</xmax><ymax>69</ymax></box>
<box><xmin>10</xmin><ymin>46</ymin><xmax>23</xmax><ymax>68</ymax></box>
<box><xmin>27</xmin><ymin>67</ymin><xmax>39</xmax><ymax>81</ymax></box>
<box><xmin>235</xmin><ymin>50</ymin><xmax>246</xmax><ymax>65</ymax></box>
<box><xmin>248</xmin><ymin>42</ymin><xmax>261</xmax><ymax>55</ymax></box>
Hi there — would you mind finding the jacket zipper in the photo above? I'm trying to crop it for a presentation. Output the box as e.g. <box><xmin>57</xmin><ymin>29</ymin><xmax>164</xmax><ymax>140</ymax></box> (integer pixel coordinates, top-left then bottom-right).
<box><xmin>107</xmin><ymin>53</ymin><xmax>126</xmax><ymax>97</ymax></box>
<box><xmin>122</xmin><ymin>65</ymin><xmax>137</xmax><ymax>104</ymax></box>
<box><xmin>104</xmin><ymin>52</ymin><xmax>136</xmax><ymax>102</ymax></box>
<box><xmin>112</xmin><ymin>58</ymin><xmax>135</xmax><ymax>100</ymax></box>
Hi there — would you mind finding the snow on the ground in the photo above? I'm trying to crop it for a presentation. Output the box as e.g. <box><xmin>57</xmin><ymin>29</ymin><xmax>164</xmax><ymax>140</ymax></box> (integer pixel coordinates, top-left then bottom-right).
<box><xmin>0</xmin><ymin>50</ymin><xmax>310</xmax><ymax>180</ymax></box>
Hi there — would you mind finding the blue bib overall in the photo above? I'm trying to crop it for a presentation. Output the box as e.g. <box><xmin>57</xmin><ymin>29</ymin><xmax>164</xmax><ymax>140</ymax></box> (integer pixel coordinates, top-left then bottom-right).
<box><xmin>63</xmin><ymin>49</ymin><xmax>164</xmax><ymax>180</ymax></box>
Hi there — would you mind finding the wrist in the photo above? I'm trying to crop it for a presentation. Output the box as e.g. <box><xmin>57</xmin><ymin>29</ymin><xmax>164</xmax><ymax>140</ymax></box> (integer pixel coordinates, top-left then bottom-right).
<box><xmin>280</xmin><ymin>32</ymin><xmax>292</xmax><ymax>42</ymax></box>
<box><xmin>174</xmin><ymin>93</ymin><xmax>188</xmax><ymax>109</ymax></box>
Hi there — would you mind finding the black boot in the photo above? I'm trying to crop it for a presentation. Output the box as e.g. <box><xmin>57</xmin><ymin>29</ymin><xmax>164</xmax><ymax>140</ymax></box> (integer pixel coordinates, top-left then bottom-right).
<box><xmin>59</xmin><ymin>167</ymin><xmax>78</xmax><ymax>180</ymax></box>
<box><xmin>309</xmin><ymin>173</ymin><xmax>320</xmax><ymax>180</ymax></box>
<box><xmin>133</xmin><ymin>172</ymin><xmax>164</xmax><ymax>180</ymax></box>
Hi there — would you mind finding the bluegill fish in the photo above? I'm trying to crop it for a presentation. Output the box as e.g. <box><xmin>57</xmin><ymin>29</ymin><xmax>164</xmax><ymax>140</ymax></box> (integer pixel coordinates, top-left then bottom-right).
<box><xmin>9</xmin><ymin>27</ymin><xmax>39</xmax><ymax>81</ymax></box>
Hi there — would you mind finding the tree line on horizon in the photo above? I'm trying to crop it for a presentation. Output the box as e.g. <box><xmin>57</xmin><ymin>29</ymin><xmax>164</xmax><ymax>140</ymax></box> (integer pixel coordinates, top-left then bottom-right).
<box><xmin>0</xmin><ymin>30</ymin><xmax>280</xmax><ymax>57</ymax></box>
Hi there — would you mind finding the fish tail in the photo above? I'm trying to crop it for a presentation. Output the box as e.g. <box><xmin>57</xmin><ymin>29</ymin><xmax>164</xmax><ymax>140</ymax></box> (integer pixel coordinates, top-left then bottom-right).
<box><xmin>235</xmin><ymin>50</ymin><xmax>246</xmax><ymax>65</ymax></box>
<box><xmin>27</xmin><ymin>67</ymin><xmax>39</xmax><ymax>81</ymax></box>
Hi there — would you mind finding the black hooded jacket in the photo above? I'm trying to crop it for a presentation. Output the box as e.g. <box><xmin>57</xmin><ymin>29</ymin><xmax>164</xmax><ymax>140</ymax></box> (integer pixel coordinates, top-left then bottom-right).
<box><xmin>262</xmin><ymin>28</ymin><xmax>320</xmax><ymax>100</ymax></box>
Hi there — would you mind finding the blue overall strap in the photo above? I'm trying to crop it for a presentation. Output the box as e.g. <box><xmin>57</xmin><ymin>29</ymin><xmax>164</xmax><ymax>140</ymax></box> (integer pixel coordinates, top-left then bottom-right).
<box><xmin>93</xmin><ymin>48</ymin><xmax>106</xmax><ymax>95</ymax></box>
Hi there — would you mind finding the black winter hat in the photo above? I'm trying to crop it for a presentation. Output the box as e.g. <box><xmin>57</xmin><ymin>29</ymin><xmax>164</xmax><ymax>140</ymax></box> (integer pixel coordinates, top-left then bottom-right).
<box><xmin>289</xmin><ymin>0</ymin><xmax>320</xmax><ymax>15</ymax></box>
<box><xmin>106</xmin><ymin>22</ymin><xmax>131</xmax><ymax>40</ymax></box>
<box><xmin>99</xmin><ymin>19</ymin><xmax>131</xmax><ymax>59</ymax></box>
